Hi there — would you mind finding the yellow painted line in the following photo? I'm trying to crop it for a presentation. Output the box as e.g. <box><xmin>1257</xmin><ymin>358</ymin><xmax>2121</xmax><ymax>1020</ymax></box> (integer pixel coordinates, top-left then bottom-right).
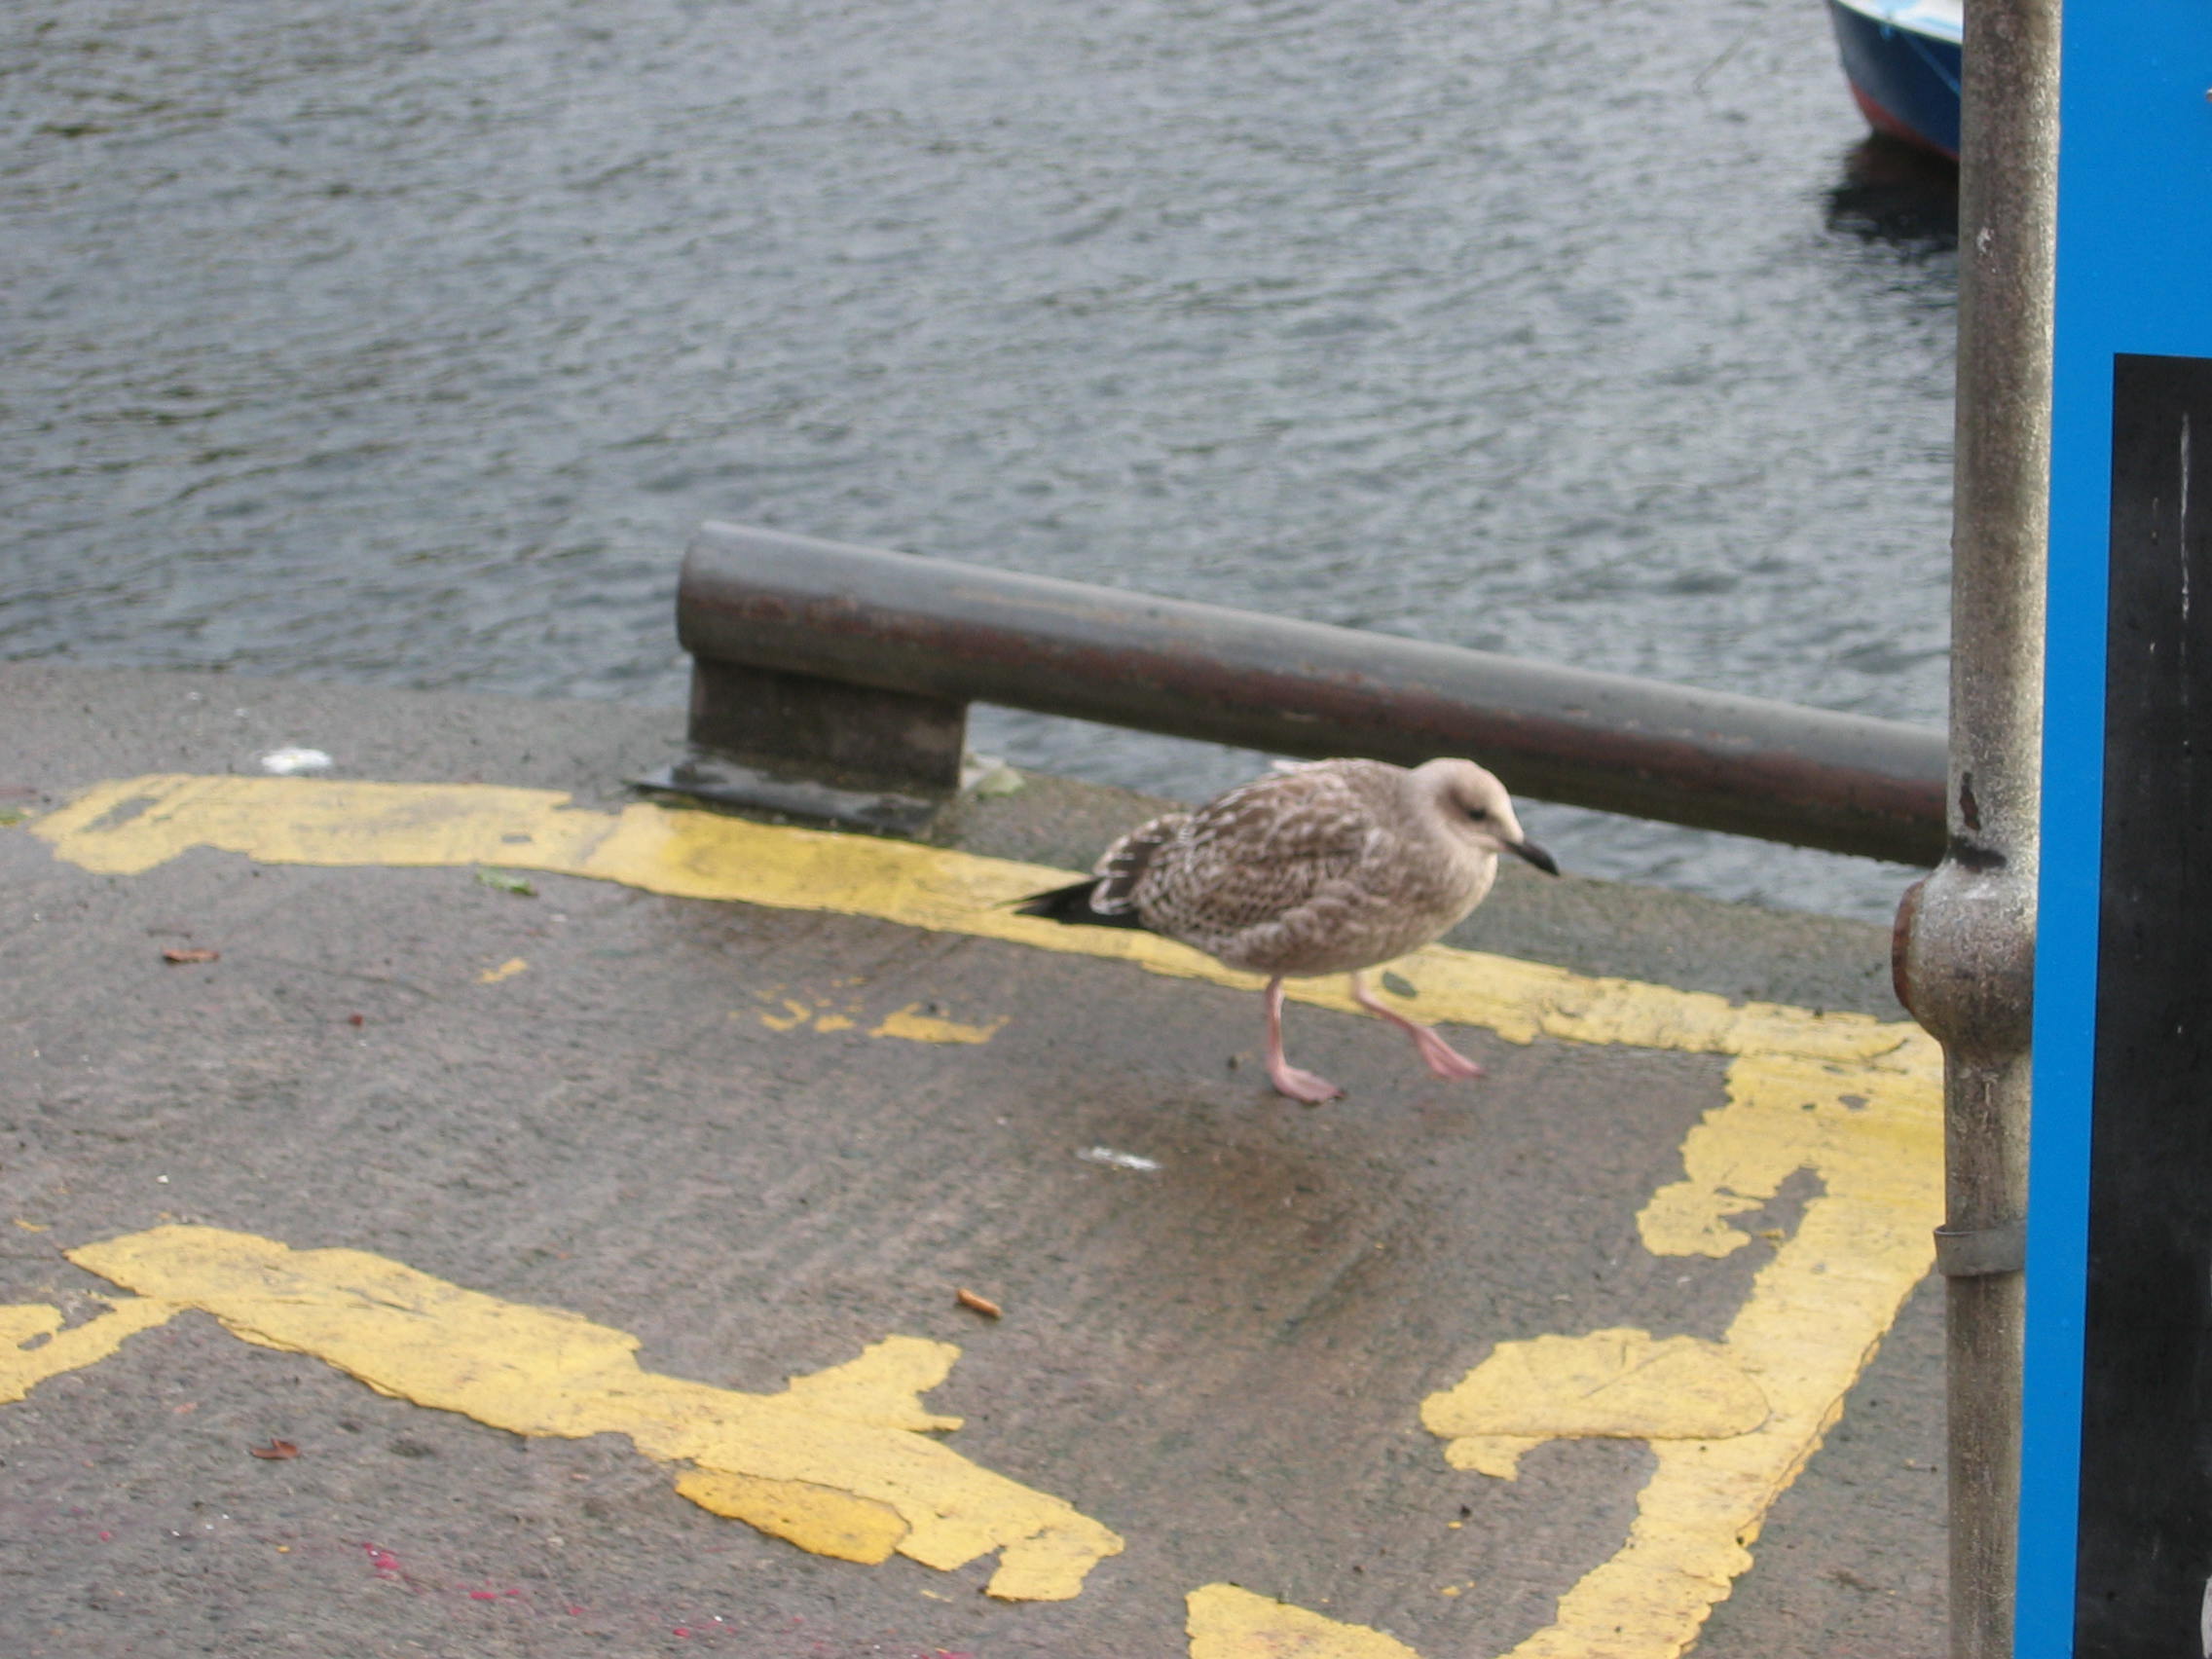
<box><xmin>1422</xmin><ymin>1329</ymin><xmax>1770</xmax><ymax>1477</ymax></box>
<box><xmin>1413</xmin><ymin>1048</ymin><xmax>1941</xmax><ymax>1658</ymax></box>
<box><xmin>30</xmin><ymin>776</ymin><xmax>1935</xmax><ymax>1073</ymax></box>
<box><xmin>476</xmin><ymin>956</ymin><xmax>529</xmax><ymax>984</ymax></box>
<box><xmin>58</xmin><ymin>1226</ymin><xmax>1120</xmax><ymax>1601</ymax></box>
<box><xmin>869</xmin><ymin>1004</ymin><xmax>1010</xmax><ymax>1045</ymax></box>
<box><xmin>25</xmin><ymin>776</ymin><xmax>1942</xmax><ymax>1653</ymax></box>
<box><xmin>1187</xmin><ymin>1584</ymin><xmax>1419</xmax><ymax>1658</ymax></box>
<box><xmin>0</xmin><ymin>1296</ymin><xmax>178</xmax><ymax>1404</ymax></box>
<box><xmin>1184</xmin><ymin>1042</ymin><xmax>1939</xmax><ymax>1658</ymax></box>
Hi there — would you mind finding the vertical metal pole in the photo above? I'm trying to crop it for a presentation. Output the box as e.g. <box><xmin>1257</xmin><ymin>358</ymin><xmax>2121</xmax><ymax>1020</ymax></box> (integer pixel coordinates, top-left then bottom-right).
<box><xmin>1893</xmin><ymin>0</ymin><xmax>2058</xmax><ymax>1654</ymax></box>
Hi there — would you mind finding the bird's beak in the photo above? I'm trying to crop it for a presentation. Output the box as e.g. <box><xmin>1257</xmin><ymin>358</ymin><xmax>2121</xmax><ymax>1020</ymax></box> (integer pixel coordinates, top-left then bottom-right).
<box><xmin>1509</xmin><ymin>838</ymin><xmax>1560</xmax><ymax>876</ymax></box>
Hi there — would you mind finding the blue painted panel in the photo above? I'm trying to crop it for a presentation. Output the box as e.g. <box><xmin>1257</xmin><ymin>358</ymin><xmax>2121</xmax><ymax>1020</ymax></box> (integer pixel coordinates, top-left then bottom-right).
<box><xmin>2024</xmin><ymin>3</ymin><xmax>2212</xmax><ymax>1654</ymax></box>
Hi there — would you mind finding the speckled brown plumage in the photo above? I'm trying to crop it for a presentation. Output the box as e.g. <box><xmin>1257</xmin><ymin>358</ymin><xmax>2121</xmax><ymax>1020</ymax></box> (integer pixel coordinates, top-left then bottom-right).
<box><xmin>1098</xmin><ymin>759</ymin><xmax>1499</xmax><ymax>977</ymax></box>
<box><xmin>1018</xmin><ymin>756</ymin><xmax>1559</xmax><ymax>1102</ymax></box>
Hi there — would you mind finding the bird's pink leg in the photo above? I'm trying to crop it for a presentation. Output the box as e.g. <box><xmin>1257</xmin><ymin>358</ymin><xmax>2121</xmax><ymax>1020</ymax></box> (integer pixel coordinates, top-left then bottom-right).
<box><xmin>1349</xmin><ymin>972</ymin><xmax>1486</xmax><ymax>1081</ymax></box>
<box><xmin>1263</xmin><ymin>977</ymin><xmax>1344</xmax><ymax>1104</ymax></box>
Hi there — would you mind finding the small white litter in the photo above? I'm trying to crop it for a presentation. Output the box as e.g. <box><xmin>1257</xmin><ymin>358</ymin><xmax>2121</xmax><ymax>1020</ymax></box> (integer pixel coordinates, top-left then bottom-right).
<box><xmin>1077</xmin><ymin>1146</ymin><xmax>1161</xmax><ymax>1172</ymax></box>
<box><xmin>960</xmin><ymin>752</ymin><xmax>1024</xmax><ymax>797</ymax></box>
<box><xmin>260</xmin><ymin>747</ymin><xmax>334</xmax><ymax>775</ymax></box>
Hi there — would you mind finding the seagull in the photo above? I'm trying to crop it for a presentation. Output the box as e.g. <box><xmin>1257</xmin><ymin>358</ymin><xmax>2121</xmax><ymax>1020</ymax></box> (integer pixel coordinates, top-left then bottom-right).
<box><xmin>1015</xmin><ymin>757</ymin><xmax>1558</xmax><ymax>1103</ymax></box>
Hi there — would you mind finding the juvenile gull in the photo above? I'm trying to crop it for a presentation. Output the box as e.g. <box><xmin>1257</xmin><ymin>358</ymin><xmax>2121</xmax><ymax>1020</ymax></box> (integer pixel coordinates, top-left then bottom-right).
<box><xmin>1016</xmin><ymin>757</ymin><xmax>1558</xmax><ymax>1103</ymax></box>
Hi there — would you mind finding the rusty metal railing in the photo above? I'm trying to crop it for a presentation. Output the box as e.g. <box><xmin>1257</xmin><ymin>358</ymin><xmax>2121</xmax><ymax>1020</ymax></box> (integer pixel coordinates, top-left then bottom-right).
<box><xmin>649</xmin><ymin>520</ymin><xmax>1946</xmax><ymax>863</ymax></box>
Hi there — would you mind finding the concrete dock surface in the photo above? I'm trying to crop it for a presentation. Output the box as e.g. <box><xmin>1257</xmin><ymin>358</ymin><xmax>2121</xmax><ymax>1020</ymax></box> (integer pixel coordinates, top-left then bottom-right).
<box><xmin>0</xmin><ymin>664</ymin><xmax>1942</xmax><ymax>1658</ymax></box>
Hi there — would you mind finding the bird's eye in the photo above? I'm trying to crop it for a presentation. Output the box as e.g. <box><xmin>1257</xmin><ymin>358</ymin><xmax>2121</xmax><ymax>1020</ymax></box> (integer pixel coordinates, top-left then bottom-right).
<box><xmin>1467</xmin><ymin>806</ymin><xmax>1489</xmax><ymax>822</ymax></box>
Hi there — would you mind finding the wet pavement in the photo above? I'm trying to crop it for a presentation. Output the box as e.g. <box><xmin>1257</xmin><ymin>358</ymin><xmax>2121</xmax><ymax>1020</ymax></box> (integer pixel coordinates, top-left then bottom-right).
<box><xmin>0</xmin><ymin>664</ymin><xmax>1942</xmax><ymax>1658</ymax></box>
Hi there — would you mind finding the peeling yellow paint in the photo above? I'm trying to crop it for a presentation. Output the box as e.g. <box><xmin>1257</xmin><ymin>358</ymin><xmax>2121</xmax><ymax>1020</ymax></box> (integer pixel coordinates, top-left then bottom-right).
<box><xmin>12</xmin><ymin>1218</ymin><xmax>49</xmax><ymax>1232</ymax></box>
<box><xmin>28</xmin><ymin>777</ymin><xmax>1937</xmax><ymax>1074</ymax></box>
<box><xmin>1423</xmin><ymin>1330</ymin><xmax>1768</xmax><ymax>1480</ymax></box>
<box><xmin>1203</xmin><ymin>1050</ymin><xmax>1939</xmax><ymax>1658</ymax></box>
<box><xmin>776</xmin><ymin>1332</ymin><xmax>964</xmax><ymax>1432</ymax></box>
<box><xmin>476</xmin><ymin>957</ymin><xmax>529</xmax><ymax>985</ymax></box>
<box><xmin>752</xmin><ymin>995</ymin><xmax>871</xmax><ymax>1035</ymax></box>
<box><xmin>1186</xmin><ymin>1584</ymin><xmax>1420</xmax><ymax>1658</ymax></box>
<box><xmin>869</xmin><ymin>1004</ymin><xmax>1009</xmax><ymax>1045</ymax></box>
<box><xmin>0</xmin><ymin>1297</ymin><xmax>177</xmax><ymax>1405</ymax></box>
<box><xmin>1419</xmin><ymin>1049</ymin><xmax>1940</xmax><ymax>1658</ymax></box>
<box><xmin>32</xmin><ymin>777</ymin><xmax>618</xmax><ymax>878</ymax></box>
<box><xmin>1638</xmin><ymin>1051</ymin><xmax>1933</xmax><ymax>1261</ymax></box>
<box><xmin>755</xmin><ymin>997</ymin><xmax>863</xmax><ymax>1035</ymax></box>
<box><xmin>675</xmin><ymin>1471</ymin><xmax>909</xmax><ymax>1563</ymax></box>
<box><xmin>756</xmin><ymin>990</ymin><xmax>1007</xmax><ymax>1044</ymax></box>
<box><xmin>65</xmin><ymin>1226</ymin><xmax>1122</xmax><ymax>1600</ymax></box>
<box><xmin>24</xmin><ymin>777</ymin><xmax>1943</xmax><ymax>1655</ymax></box>
<box><xmin>1441</xmin><ymin>1434</ymin><xmax>1550</xmax><ymax>1482</ymax></box>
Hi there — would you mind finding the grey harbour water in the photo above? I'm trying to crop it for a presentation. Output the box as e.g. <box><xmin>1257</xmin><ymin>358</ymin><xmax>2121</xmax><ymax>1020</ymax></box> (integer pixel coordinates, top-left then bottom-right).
<box><xmin>2</xmin><ymin>0</ymin><xmax>1957</xmax><ymax>920</ymax></box>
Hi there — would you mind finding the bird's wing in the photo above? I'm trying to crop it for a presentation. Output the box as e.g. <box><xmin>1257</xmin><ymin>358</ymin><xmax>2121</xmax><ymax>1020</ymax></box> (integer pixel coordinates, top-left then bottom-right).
<box><xmin>1088</xmin><ymin>811</ymin><xmax>1191</xmax><ymax>914</ymax></box>
<box><xmin>1139</xmin><ymin>767</ymin><xmax>1392</xmax><ymax>940</ymax></box>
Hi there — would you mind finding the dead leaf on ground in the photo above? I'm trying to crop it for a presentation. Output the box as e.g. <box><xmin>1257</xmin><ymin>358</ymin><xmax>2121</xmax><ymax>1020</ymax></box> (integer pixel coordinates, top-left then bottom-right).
<box><xmin>474</xmin><ymin>867</ymin><xmax>536</xmax><ymax>897</ymax></box>
<box><xmin>162</xmin><ymin>947</ymin><xmax>220</xmax><ymax>965</ymax></box>
<box><xmin>954</xmin><ymin>1288</ymin><xmax>1003</xmax><ymax>1319</ymax></box>
<box><xmin>248</xmin><ymin>1439</ymin><xmax>299</xmax><ymax>1460</ymax></box>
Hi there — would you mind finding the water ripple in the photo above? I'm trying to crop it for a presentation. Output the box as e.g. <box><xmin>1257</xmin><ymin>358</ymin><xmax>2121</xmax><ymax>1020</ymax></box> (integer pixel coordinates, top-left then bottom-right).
<box><xmin>0</xmin><ymin>0</ymin><xmax>1956</xmax><ymax>920</ymax></box>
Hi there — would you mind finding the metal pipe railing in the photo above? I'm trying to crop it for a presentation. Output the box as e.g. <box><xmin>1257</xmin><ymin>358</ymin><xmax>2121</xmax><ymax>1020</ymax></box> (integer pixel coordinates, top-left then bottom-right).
<box><xmin>1890</xmin><ymin>0</ymin><xmax>2057</xmax><ymax>1651</ymax></box>
<box><xmin>670</xmin><ymin>521</ymin><xmax>1946</xmax><ymax>864</ymax></box>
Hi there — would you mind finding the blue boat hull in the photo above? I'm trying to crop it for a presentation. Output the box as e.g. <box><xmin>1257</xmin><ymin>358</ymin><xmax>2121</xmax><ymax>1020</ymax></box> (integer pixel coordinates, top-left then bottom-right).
<box><xmin>1825</xmin><ymin>0</ymin><xmax>1962</xmax><ymax>161</ymax></box>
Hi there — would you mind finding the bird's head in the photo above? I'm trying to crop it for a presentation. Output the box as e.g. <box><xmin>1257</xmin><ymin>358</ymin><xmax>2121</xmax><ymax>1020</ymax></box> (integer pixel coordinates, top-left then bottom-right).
<box><xmin>1417</xmin><ymin>758</ymin><xmax>1560</xmax><ymax>876</ymax></box>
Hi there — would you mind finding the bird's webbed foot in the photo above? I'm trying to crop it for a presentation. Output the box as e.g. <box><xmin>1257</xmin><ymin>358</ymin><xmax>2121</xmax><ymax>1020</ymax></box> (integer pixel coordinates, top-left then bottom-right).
<box><xmin>1267</xmin><ymin>1058</ymin><xmax>1346</xmax><ymax>1106</ymax></box>
<box><xmin>1407</xmin><ymin>1026</ymin><xmax>1486</xmax><ymax>1081</ymax></box>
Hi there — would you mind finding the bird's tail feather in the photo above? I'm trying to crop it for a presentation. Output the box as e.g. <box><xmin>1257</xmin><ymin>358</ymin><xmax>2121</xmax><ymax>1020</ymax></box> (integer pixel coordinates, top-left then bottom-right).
<box><xmin>1011</xmin><ymin>879</ymin><xmax>1148</xmax><ymax>930</ymax></box>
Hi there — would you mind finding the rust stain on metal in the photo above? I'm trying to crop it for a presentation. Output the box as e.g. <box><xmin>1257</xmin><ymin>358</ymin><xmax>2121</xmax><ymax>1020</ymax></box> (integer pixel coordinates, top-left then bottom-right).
<box><xmin>678</xmin><ymin>525</ymin><xmax>1947</xmax><ymax>865</ymax></box>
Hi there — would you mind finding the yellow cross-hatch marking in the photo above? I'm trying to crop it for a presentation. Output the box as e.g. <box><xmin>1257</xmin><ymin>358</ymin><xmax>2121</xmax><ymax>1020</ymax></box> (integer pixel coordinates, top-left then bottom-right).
<box><xmin>5</xmin><ymin>1226</ymin><xmax>1119</xmax><ymax>1601</ymax></box>
<box><xmin>24</xmin><ymin>775</ymin><xmax>1944</xmax><ymax>1657</ymax></box>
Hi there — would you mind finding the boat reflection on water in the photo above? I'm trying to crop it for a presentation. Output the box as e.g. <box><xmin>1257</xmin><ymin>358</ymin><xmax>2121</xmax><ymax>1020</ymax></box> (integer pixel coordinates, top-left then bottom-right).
<box><xmin>1825</xmin><ymin>133</ymin><xmax>1958</xmax><ymax>254</ymax></box>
